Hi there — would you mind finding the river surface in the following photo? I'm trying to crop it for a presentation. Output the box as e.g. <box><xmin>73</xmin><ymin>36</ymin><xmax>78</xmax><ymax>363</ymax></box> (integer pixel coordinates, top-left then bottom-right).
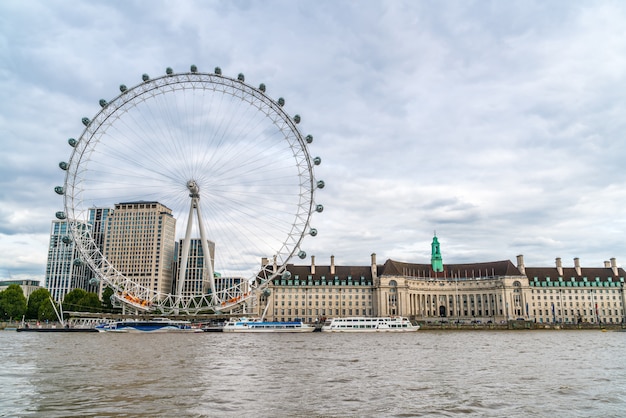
<box><xmin>0</xmin><ymin>330</ymin><xmax>625</xmax><ymax>417</ymax></box>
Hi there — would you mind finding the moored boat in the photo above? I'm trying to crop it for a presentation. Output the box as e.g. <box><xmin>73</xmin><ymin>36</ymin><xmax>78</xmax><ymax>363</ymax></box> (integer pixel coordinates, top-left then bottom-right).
<box><xmin>321</xmin><ymin>317</ymin><xmax>419</xmax><ymax>332</ymax></box>
<box><xmin>222</xmin><ymin>317</ymin><xmax>315</xmax><ymax>333</ymax></box>
<box><xmin>17</xmin><ymin>326</ymin><xmax>97</xmax><ymax>333</ymax></box>
<box><xmin>95</xmin><ymin>318</ymin><xmax>203</xmax><ymax>333</ymax></box>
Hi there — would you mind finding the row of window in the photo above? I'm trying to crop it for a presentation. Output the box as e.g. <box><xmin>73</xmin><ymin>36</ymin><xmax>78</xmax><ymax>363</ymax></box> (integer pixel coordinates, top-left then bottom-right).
<box><xmin>275</xmin><ymin>301</ymin><xmax>370</xmax><ymax>307</ymax></box>
<box><xmin>274</xmin><ymin>308</ymin><xmax>372</xmax><ymax>318</ymax></box>
<box><xmin>533</xmin><ymin>301</ymin><xmax>621</xmax><ymax>308</ymax></box>
<box><xmin>281</xmin><ymin>294</ymin><xmax>370</xmax><ymax>299</ymax></box>
<box><xmin>278</xmin><ymin>287</ymin><xmax>371</xmax><ymax>293</ymax></box>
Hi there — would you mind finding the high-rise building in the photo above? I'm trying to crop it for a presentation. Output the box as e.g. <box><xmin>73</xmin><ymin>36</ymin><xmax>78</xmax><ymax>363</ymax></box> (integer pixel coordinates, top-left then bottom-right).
<box><xmin>103</xmin><ymin>201</ymin><xmax>176</xmax><ymax>297</ymax></box>
<box><xmin>44</xmin><ymin>220</ymin><xmax>93</xmax><ymax>303</ymax></box>
<box><xmin>89</xmin><ymin>207</ymin><xmax>112</xmax><ymax>253</ymax></box>
<box><xmin>88</xmin><ymin>207</ymin><xmax>112</xmax><ymax>298</ymax></box>
<box><xmin>173</xmin><ymin>238</ymin><xmax>215</xmax><ymax>297</ymax></box>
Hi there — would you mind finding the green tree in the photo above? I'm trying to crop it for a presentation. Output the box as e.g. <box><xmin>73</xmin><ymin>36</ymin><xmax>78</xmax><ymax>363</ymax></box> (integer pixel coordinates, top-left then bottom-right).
<box><xmin>102</xmin><ymin>286</ymin><xmax>114</xmax><ymax>311</ymax></box>
<box><xmin>38</xmin><ymin>297</ymin><xmax>59</xmax><ymax>322</ymax></box>
<box><xmin>0</xmin><ymin>284</ymin><xmax>27</xmax><ymax>320</ymax></box>
<box><xmin>26</xmin><ymin>288</ymin><xmax>52</xmax><ymax>319</ymax></box>
<box><xmin>62</xmin><ymin>289</ymin><xmax>102</xmax><ymax>315</ymax></box>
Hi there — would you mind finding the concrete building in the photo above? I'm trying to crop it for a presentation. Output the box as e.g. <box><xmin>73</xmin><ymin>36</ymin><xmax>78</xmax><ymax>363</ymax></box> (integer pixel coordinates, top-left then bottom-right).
<box><xmin>0</xmin><ymin>280</ymin><xmax>42</xmax><ymax>299</ymax></box>
<box><xmin>103</xmin><ymin>201</ymin><xmax>176</xmax><ymax>297</ymax></box>
<box><xmin>45</xmin><ymin>220</ymin><xmax>94</xmax><ymax>303</ymax></box>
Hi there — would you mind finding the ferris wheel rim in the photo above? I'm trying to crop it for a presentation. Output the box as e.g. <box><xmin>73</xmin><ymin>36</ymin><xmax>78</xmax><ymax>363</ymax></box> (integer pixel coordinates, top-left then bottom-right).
<box><xmin>60</xmin><ymin>67</ymin><xmax>320</xmax><ymax>314</ymax></box>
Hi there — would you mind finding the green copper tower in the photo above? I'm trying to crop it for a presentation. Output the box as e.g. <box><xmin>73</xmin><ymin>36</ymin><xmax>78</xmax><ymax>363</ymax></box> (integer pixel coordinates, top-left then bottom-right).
<box><xmin>431</xmin><ymin>233</ymin><xmax>443</xmax><ymax>272</ymax></box>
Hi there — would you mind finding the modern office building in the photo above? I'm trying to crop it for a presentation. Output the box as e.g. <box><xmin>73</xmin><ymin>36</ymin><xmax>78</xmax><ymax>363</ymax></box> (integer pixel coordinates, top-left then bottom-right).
<box><xmin>89</xmin><ymin>207</ymin><xmax>112</xmax><ymax>254</ymax></box>
<box><xmin>44</xmin><ymin>220</ymin><xmax>94</xmax><ymax>303</ymax></box>
<box><xmin>103</xmin><ymin>201</ymin><xmax>176</xmax><ymax>297</ymax></box>
<box><xmin>88</xmin><ymin>207</ymin><xmax>112</xmax><ymax>297</ymax></box>
<box><xmin>172</xmin><ymin>238</ymin><xmax>215</xmax><ymax>297</ymax></box>
<box><xmin>259</xmin><ymin>235</ymin><xmax>626</xmax><ymax>325</ymax></box>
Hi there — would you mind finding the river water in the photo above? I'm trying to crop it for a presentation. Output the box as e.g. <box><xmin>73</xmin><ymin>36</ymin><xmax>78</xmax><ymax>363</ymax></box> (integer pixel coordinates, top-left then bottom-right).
<box><xmin>1</xmin><ymin>330</ymin><xmax>625</xmax><ymax>417</ymax></box>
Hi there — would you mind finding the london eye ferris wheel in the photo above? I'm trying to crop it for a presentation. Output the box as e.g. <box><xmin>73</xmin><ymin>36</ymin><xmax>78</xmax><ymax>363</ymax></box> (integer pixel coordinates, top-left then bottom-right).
<box><xmin>54</xmin><ymin>65</ymin><xmax>323</xmax><ymax>314</ymax></box>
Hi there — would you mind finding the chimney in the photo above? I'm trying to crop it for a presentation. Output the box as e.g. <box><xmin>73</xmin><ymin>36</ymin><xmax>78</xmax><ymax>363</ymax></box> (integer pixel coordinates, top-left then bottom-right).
<box><xmin>371</xmin><ymin>253</ymin><xmax>378</xmax><ymax>279</ymax></box>
<box><xmin>516</xmin><ymin>254</ymin><xmax>525</xmax><ymax>275</ymax></box>
<box><xmin>574</xmin><ymin>257</ymin><xmax>581</xmax><ymax>276</ymax></box>
<box><xmin>556</xmin><ymin>257</ymin><xmax>563</xmax><ymax>276</ymax></box>
<box><xmin>310</xmin><ymin>255</ymin><xmax>315</xmax><ymax>275</ymax></box>
<box><xmin>611</xmin><ymin>258</ymin><xmax>618</xmax><ymax>276</ymax></box>
<box><xmin>261</xmin><ymin>257</ymin><xmax>269</xmax><ymax>266</ymax></box>
<box><xmin>273</xmin><ymin>255</ymin><xmax>277</xmax><ymax>273</ymax></box>
<box><xmin>604</xmin><ymin>261</ymin><xmax>611</xmax><ymax>268</ymax></box>
<box><xmin>330</xmin><ymin>255</ymin><xmax>335</xmax><ymax>275</ymax></box>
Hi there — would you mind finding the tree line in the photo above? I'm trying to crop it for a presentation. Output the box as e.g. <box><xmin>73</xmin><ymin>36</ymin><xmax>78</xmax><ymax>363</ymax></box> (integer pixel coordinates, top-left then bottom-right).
<box><xmin>0</xmin><ymin>285</ymin><xmax>117</xmax><ymax>321</ymax></box>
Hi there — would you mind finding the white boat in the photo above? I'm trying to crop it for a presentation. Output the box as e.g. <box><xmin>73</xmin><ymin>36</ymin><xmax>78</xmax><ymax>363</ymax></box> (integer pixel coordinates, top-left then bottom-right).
<box><xmin>321</xmin><ymin>317</ymin><xmax>419</xmax><ymax>332</ymax></box>
<box><xmin>95</xmin><ymin>318</ymin><xmax>203</xmax><ymax>333</ymax></box>
<box><xmin>222</xmin><ymin>317</ymin><xmax>315</xmax><ymax>333</ymax></box>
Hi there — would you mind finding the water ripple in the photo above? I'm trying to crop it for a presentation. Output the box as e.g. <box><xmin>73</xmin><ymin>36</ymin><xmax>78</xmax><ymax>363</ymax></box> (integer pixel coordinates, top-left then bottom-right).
<box><xmin>1</xmin><ymin>331</ymin><xmax>626</xmax><ymax>417</ymax></box>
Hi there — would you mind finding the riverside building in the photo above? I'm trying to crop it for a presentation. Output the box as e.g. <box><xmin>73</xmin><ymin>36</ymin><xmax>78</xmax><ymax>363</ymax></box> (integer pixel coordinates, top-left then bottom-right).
<box><xmin>45</xmin><ymin>219</ymin><xmax>94</xmax><ymax>303</ymax></box>
<box><xmin>103</xmin><ymin>201</ymin><xmax>176</xmax><ymax>297</ymax></box>
<box><xmin>259</xmin><ymin>235</ymin><xmax>626</xmax><ymax>325</ymax></box>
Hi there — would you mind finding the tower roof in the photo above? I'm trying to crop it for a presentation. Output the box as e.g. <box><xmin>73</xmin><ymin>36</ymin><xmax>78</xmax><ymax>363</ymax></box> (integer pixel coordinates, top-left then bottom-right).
<box><xmin>381</xmin><ymin>259</ymin><xmax>522</xmax><ymax>278</ymax></box>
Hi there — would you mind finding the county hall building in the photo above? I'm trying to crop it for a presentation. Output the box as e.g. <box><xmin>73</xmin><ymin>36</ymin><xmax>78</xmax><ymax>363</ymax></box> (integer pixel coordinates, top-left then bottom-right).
<box><xmin>258</xmin><ymin>235</ymin><xmax>626</xmax><ymax>325</ymax></box>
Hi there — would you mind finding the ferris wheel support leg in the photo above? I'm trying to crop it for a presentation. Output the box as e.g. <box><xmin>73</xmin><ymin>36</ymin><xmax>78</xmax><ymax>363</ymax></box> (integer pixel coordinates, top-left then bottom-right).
<box><xmin>194</xmin><ymin>199</ymin><xmax>217</xmax><ymax>301</ymax></box>
<box><xmin>177</xmin><ymin>199</ymin><xmax>196</xmax><ymax>303</ymax></box>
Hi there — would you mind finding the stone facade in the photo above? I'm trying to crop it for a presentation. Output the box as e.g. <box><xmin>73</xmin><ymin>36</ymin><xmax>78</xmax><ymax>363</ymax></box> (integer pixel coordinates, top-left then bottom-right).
<box><xmin>258</xmin><ymin>250</ymin><xmax>626</xmax><ymax>325</ymax></box>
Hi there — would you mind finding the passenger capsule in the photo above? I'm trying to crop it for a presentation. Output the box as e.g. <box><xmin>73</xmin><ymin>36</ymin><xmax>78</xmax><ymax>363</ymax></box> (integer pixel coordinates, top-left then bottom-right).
<box><xmin>237</xmin><ymin>73</ymin><xmax>245</xmax><ymax>82</ymax></box>
<box><xmin>59</xmin><ymin>161</ymin><xmax>68</xmax><ymax>170</ymax></box>
<box><xmin>214</xmin><ymin>67</ymin><xmax>222</xmax><ymax>75</ymax></box>
<box><xmin>305</xmin><ymin>135</ymin><xmax>313</xmax><ymax>144</ymax></box>
<box><xmin>68</xmin><ymin>138</ymin><xmax>77</xmax><ymax>147</ymax></box>
<box><xmin>309</xmin><ymin>228</ymin><xmax>318</xmax><ymax>236</ymax></box>
<box><xmin>298</xmin><ymin>251</ymin><xmax>306</xmax><ymax>259</ymax></box>
<box><xmin>317</xmin><ymin>180</ymin><xmax>325</xmax><ymax>189</ymax></box>
<box><xmin>315</xmin><ymin>204</ymin><xmax>324</xmax><ymax>213</ymax></box>
<box><xmin>263</xmin><ymin>288</ymin><xmax>272</xmax><ymax>297</ymax></box>
<box><xmin>82</xmin><ymin>117</ymin><xmax>90</xmax><ymax>126</ymax></box>
<box><xmin>89</xmin><ymin>277</ymin><xmax>99</xmax><ymax>285</ymax></box>
<box><xmin>61</xmin><ymin>235</ymin><xmax>72</xmax><ymax>244</ymax></box>
<box><xmin>259</xmin><ymin>83</ymin><xmax>266</xmax><ymax>92</ymax></box>
<box><xmin>54</xmin><ymin>186</ymin><xmax>64</xmax><ymax>195</ymax></box>
<box><xmin>281</xmin><ymin>271</ymin><xmax>292</xmax><ymax>280</ymax></box>
<box><xmin>99</xmin><ymin>99</ymin><xmax>107</xmax><ymax>108</ymax></box>
<box><xmin>277</xmin><ymin>97</ymin><xmax>285</xmax><ymax>107</ymax></box>
<box><xmin>313</xmin><ymin>156</ymin><xmax>321</xmax><ymax>166</ymax></box>
<box><xmin>293</xmin><ymin>115</ymin><xmax>301</xmax><ymax>124</ymax></box>
<box><xmin>142</xmin><ymin>73</ymin><xmax>150</xmax><ymax>82</ymax></box>
<box><xmin>190</xmin><ymin>64</ymin><xmax>198</xmax><ymax>73</ymax></box>
<box><xmin>166</xmin><ymin>67</ymin><xmax>173</xmax><ymax>75</ymax></box>
<box><xmin>73</xmin><ymin>258</ymin><xmax>84</xmax><ymax>266</ymax></box>
<box><xmin>55</xmin><ymin>211</ymin><xmax>66</xmax><ymax>220</ymax></box>
<box><xmin>119</xmin><ymin>84</ymin><xmax>127</xmax><ymax>93</ymax></box>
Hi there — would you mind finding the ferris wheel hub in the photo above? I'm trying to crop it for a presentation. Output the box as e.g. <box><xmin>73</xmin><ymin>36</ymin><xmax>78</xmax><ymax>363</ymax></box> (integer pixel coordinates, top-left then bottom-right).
<box><xmin>187</xmin><ymin>180</ymin><xmax>200</xmax><ymax>197</ymax></box>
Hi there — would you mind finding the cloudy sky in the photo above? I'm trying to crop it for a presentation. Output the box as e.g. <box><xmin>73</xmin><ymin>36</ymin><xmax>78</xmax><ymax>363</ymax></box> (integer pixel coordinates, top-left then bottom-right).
<box><xmin>2</xmin><ymin>0</ymin><xmax>626</xmax><ymax>282</ymax></box>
